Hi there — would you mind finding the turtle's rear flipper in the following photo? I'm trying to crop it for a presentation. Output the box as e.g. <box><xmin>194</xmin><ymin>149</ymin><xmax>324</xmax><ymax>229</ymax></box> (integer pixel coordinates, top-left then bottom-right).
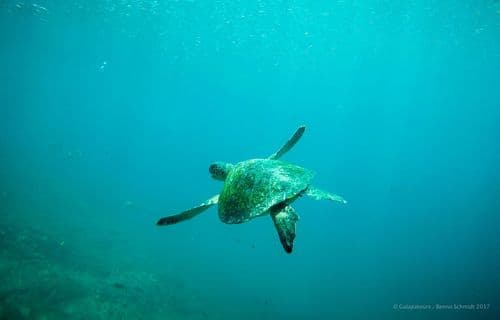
<box><xmin>271</xmin><ymin>205</ymin><xmax>299</xmax><ymax>253</ymax></box>
<box><xmin>157</xmin><ymin>195</ymin><xmax>219</xmax><ymax>226</ymax></box>
<box><xmin>306</xmin><ymin>186</ymin><xmax>347</xmax><ymax>204</ymax></box>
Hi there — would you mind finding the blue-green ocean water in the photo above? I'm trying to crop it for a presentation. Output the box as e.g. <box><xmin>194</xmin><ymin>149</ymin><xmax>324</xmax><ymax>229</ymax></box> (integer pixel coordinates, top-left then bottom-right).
<box><xmin>1</xmin><ymin>1</ymin><xmax>500</xmax><ymax>319</ymax></box>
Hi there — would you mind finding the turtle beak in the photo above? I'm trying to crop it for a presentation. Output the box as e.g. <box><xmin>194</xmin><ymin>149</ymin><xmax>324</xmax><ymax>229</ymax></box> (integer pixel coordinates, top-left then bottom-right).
<box><xmin>211</xmin><ymin>172</ymin><xmax>225</xmax><ymax>181</ymax></box>
<box><xmin>209</xmin><ymin>163</ymin><xmax>224</xmax><ymax>180</ymax></box>
<box><xmin>209</xmin><ymin>162</ymin><xmax>233</xmax><ymax>181</ymax></box>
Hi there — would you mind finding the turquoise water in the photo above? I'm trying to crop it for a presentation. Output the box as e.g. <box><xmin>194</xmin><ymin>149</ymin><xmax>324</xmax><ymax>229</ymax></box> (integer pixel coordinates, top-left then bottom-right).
<box><xmin>1</xmin><ymin>1</ymin><xmax>499</xmax><ymax>319</ymax></box>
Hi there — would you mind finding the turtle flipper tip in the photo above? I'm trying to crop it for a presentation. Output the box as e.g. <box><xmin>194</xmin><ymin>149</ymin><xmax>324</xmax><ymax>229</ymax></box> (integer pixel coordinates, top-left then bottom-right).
<box><xmin>156</xmin><ymin>217</ymin><xmax>171</xmax><ymax>226</ymax></box>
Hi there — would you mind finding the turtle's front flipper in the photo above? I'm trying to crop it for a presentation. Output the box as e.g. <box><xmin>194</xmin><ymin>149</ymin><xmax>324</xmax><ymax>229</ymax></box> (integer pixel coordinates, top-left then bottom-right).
<box><xmin>156</xmin><ymin>195</ymin><xmax>219</xmax><ymax>226</ymax></box>
<box><xmin>268</xmin><ymin>126</ymin><xmax>306</xmax><ymax>160</ymax></box>
<box><xmin>306</xmin><ymin>186</ymin><xmax>347</xmax><ymax>203</ymax></box>
<box><xmin>271</xmin><ymin>205</ymin><xmax>299</xmax><ymax>253</ymax></box>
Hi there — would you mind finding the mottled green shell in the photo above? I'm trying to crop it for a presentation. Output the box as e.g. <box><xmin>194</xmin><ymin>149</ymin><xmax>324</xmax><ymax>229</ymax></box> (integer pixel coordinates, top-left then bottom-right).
<box><xmin>218</xmin><ymin>159</ymin><xmax>314</xmax><ymax>224</ymax></box>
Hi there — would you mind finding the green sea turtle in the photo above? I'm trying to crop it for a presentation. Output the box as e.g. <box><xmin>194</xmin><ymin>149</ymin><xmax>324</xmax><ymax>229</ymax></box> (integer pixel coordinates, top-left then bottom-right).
<box><xmin>156</xmin><ymin>126</ymin><xmax>346</xmax><ymax>253</ymax></box>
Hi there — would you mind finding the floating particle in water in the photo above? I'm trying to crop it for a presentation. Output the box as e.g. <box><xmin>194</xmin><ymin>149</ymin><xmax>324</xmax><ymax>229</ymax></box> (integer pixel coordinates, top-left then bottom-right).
<box><xmin>123</xmin><ymin>200</ymin><xmax>135</xmax><ymax>208</ymax></box>
<box><xmin>99</xmin><ymin>61</ymin><xmax>108</xmax><ymax>71</ymax></box>
<box><xmin>232</xmin><ymin>237</ymin><xmax>241</xmax><ymax>243</ymax></box>
<box><xmin>112</xmin><ymin>282</ymin><xmax>127</xmax><ymax>290</ymax></box>
<box><xmin>67</xmin><ymin>149</ymin><xmax>82</xmax><ymax>159</ymax></box>
<box><xmin>31</xmin><ymin>3</ymin><xmax>48</xmax><ymax>14</ymax></box>
<box><xmin>14</xmin><ymin>3</ymin><xmax>49</xmax><ymax>21</ymax></box>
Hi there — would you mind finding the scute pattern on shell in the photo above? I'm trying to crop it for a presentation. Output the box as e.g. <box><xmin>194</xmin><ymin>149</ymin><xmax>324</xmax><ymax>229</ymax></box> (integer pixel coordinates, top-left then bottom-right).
<box><xmin>218</xmin><ymin>159</ymin><xmax>314</xmax><ymax>223</ymax></box>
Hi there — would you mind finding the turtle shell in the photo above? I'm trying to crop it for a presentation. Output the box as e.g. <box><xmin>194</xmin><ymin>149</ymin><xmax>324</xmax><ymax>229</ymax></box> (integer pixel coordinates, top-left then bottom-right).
<box><xmin>218</xmin><ymin>159</ymin><xmax>314</xmax><ymax>224</ymax></box>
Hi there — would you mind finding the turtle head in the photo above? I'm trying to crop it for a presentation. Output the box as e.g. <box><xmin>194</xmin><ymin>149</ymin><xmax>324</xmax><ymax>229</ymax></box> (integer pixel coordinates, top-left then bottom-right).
<box><xmin>209</xmin><ymin>162</ymin><xmax>233</xmax><ymax>181</ymax></box>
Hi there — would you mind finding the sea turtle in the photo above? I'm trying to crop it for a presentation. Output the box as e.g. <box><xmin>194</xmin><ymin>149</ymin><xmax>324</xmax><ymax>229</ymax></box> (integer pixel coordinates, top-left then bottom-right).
<box><xmin>156</xmin><ymin>126</ymin><xmax>346</xmax><ymax>253</ymax></box>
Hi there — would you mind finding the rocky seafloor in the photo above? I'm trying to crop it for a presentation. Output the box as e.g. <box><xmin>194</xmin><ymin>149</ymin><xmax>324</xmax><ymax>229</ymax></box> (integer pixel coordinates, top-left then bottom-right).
<box><xmin>0</xmin><ymin>220</ymin><xmax>212</xmax><ymax>320</ymax></box>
